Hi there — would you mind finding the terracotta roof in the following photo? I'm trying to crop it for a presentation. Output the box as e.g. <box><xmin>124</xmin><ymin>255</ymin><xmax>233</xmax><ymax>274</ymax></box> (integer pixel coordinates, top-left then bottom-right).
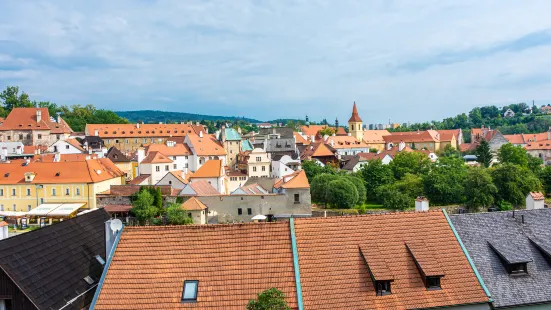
<box><xmin>103</xmin><ymin>204</ymin><xmax>133</xmax><ymax>212</ymax></box>
<box><xmin>348</xmin><ymin>102</ymin><xmax>363</xmax><ymax>122</ymax></box>
<box><xmin>146</xmin><ymin>143</ymin><xmax>191</xmax><ymax>156</ymax></box>
<box><xmin>93</xmin><ymin>222</ymin><xmax>298</xmax><ymax>310</ymax></box>
<box><xmin>33</xmin><ymin>153</ymin><xmax>99</xmax><ymax>162</ymax></box>
<box><xmin>0</xmin><ymin>158</ymin><xmax>124</xmax><ymax>184</ymax></box>
<box><xmin>181</xmin><ymin>197</ymin><xmax>207</xmax><ymax>210</ymax></box>
<box><xmin>362</xmin><ymin>130</ymin><xmax>391</xmax><ymax>144</ymax></box>
<box><xmin>106</xmin><ymin>146</ymin><xmax>131</xmax><ymax>163</ymax></box>
<box><xmin>64</xmin><ymin>138</ymin><xmax>85</xmax><ymax>152</ymax></box>
<box><xmin>300</xmin><ymin>142</ymin><xmax>336</xmax><ymax>160</ymax></box>
<box><xmin>192</xmin><ymin>160</ymin><xmax>223</xmax><ymax>178</ymax></box>
<box><xmin>182</xmin><ymin>180</ymin><xmax>220</xmax><ymax>196</ymax></box>
<box><xmin>0</xmin><ymin>107</ymin><xmax>73</xmax><ymax>133</ymax></box>
<box><xmin>227</xmin><ymin>171</ymin><xmax>247</xmax><ymax>177</ymax></box>
<box><xmin>504</xmin><ymin>134</ymin><xmax>526</xmax><ymax>144</ymax></box>
<box><xmin>140</xmin><ymin>151</ymin><xmax>173</xmax><ymax>164</ymax></box>
<box><xmin>460</xmin><ymin>143</ymin><xmax>473</xmax><ymax>152</ymax></box>
<box><xmin>169</xmin><ymin>170</ymin><xmax>190</xmax><ymax>184</ymax></box>
<box><xmin>186</xmin><ymin>133</ymin><xmax>226</xmax><ymax>156</ymax></box>
<box><xmin>128</xmin><ymin>174</ymin><xmax>150</xmax><ymax>185</ymax></box>
<box><xmin>525</xmin><ymin>140</ymin><xmax>551</xmax><ymax>150</ymax></box>
<box><xmin>294</xmin><ymin>132</ymin><xmax>310</xmax><ymax>145</ymax></box>
<box><xmin>234</xmin><ymin>183</ymin><xmax>269</xmax><ymax>195</ymax></box>
<box><xmin>385</xmin><ymin>130</ymin><xmax>441</xmax><ymax>143</ymax></box>
<box><xmin>300</xmin><ymin>125</ymin><xmax>346</xmax><ymax>137</ymax></box>
<box><xmin>23</xmin><ymin>145</ymin><xmax>47</xmax><ymax>154</ymax></box>
<box><xmin>529</xmin><ymin>192</ymin><xmax>545</xmax><ymax>200</ymax></box>
<box><xmin>85</xmin><ymin>123</ymin><xmax>206</xmax><ymax>138</ymax></box>
<box><xmin>436</xmin><ymin>129</ymin><xmax>460</xmax><ymax>142</ymax></box>
<box><xmin>293</xmin><ymin>211</ymin><xmax>489</xmax><ymax>309</ymax></box>
<box><xmin>325</xmin><ymin>135</ymin><xmax>369</xmax><ymax>149</ymax></box>
<box><xmin>274</xmin><ymin>170</ymin><xmax>309</xmax><ymax>189</ymax></box>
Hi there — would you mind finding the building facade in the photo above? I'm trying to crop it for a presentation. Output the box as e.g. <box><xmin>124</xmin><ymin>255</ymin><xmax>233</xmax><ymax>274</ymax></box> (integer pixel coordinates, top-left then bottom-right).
<box><xmin>0</xmin><ymin>108</ymin><xmax>73</xmax><ymax>146</ymax></box>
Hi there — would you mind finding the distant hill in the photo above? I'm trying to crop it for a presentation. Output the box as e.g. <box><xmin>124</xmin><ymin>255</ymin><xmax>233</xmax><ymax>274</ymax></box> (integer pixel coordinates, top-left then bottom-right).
<box><xmin>116</xmin><ymin>110</ymin><xmax>261</xmax><ymax>124</ymax></box>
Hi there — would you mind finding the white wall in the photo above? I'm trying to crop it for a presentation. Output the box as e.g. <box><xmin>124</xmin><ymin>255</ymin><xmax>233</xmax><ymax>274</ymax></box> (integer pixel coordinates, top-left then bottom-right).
<box><xmin>49</xmin><ymin>140</ymin><xmax>83</xmax><ymax>154</ymax></box>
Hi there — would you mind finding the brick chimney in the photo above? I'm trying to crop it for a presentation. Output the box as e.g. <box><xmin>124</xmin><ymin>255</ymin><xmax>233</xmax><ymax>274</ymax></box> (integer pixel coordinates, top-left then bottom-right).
<box><xmin>36</xmin><ymin>109</ymin><xmax>42</xmax><ymax>123</ymax></box>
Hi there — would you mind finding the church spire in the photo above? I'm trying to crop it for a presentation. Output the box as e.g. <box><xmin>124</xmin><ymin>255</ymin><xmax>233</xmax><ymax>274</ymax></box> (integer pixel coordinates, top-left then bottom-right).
<box><xmin>348</xmin><ymin>101</ymin><xmax>362</xmax><ymax>122</ymax></box>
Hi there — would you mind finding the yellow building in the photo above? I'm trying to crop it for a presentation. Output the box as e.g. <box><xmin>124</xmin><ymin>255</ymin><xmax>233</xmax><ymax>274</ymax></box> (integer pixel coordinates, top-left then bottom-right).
<box><xmin>0</xmin><ymin>158</ymin><xmax>125</xmax><ymax>212</ymax></box>
<box><xmin>348</xmin><ymin>102</ymin><xmax>363</xmax><ymax>141</ymax></box>
<box><xmin>383</xmin><ymin>130</ymin><xmax>444</xmax><ymax>152</ymax></box>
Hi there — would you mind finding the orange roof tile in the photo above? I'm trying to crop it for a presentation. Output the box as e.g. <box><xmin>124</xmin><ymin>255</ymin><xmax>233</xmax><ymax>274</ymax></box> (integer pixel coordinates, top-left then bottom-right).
<box><xmin>185</xmin><ymin>180</ymin><xmax>219</xmax><ymax>196</ymax></box>
<box><xmin>325</xmin><ymin>135</ymin><xmax>369</xmax><ymax>149</ymax></box>
<box><xmin>274</xmin><ymin>170</ymin><xmax>309</xmax><ymax>189</ymax></box>
<box><xmin>529</xmin><ymin>192</ymin><xmax>545</xmax><ymax>200</ymax></box>
<box><xmin>169</xmin><ymin>170</ymin><xmax>190</xmax><ymax>184</ymax></box>
<box><xmin>140</xmin><ymin>151</ymin><xmax>173</xmax><ymax>164</ymax></box>
<box><xmin>85</xmin><ymin>123</ymin><xmax>205</xmax><ymax>138</ymax></box>
<box><xmin>301</xmin><ymin>142</ymin><xmax>335</xmax><ymax>159</ymax></box>
<box><xmin>181</xmin><ymin>197</ymin><xmax>207</xmax><ymax>210</ymax></box>
<box><xmin>128</xmin><ymin>174</ymin><xmax>150</xmax><ymax>185</ymax></box>
<box><xmin>33</xmin><ymin>153</ymin><xmax>99</xmax><ymax>162</ymax></box>
<box><xmin>362</xmin><ymin>130</ymin><xmax>391</xmax><ymax>144</ymax></box>
<box><xmin>186</xmin><ymin>133</ymin><xmax>226</xmax><ymax>156</ymax></box>
<box><xmin>146</xmin><ymin>143</ymin><xmax>191</xmax><ymax>156</ymax></box>
<box><xmin>525</xmin><ymin>139</ymin><xmax>551</xmax><ymax>150</ymax></box>
<box><xmin>293</xmin><ymin>211</ymin><xmax>489</xmax><ymax>309</ymax></box>
<box><xmin>348</xmin><ymin>102</ymin><xmax>363</xmax><ymax>122</ymax></box>
<box><xmin>436</xmin><ymin>129</ymin><xmax>460</xmax><ymax>142</ymax></box>
<box><xmin>191</xmin><ymin>160</ymin><xmax>223</xmax><ymax>178</ymax></box>
<box><xmin>385</xmin><ymin>130</ymin><xmax>441</xmax><ymax>143</ymax></box>
<box><xmin>300</xmin><ymin>125</ymin><xmax>346</xmax><ymax>137</ymax></box>
<box><xmin>0</xmin><ymin>158</ymin><xmax>124</xmax><ymax>184</ymax></box>
<box><xmin>0</xmin><ymin>108</ymin><xmax>73</xmax><ymax>133</ymax></box>
<box><xmin>93</xmin><ymin>223</ymin><xmax>298</xmax><ymax>309</ymax></box>
<box><xmin>63</xmin><ymin>138</ymin><xmax>85</xmax><ymax>152</ymax></box>
<box><xmin>293</xmin><ymin>132</ymin><xmax>310</xmax><ymax>145</ymax></box>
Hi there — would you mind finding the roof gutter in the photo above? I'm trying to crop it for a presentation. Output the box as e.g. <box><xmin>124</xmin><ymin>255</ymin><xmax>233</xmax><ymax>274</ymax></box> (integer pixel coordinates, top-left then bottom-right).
<box><xmin>442</xmin><ymin>209</ymin><xmax>493</xmax><ymax>303</ymax></box>
<box><xmin>290</xmin><ymin>218</ymin><xmax>304</xmax><ymax>310</ymax></box>
<box><xmin>89</xmin><ymin>226</ymin><xmax>124</xmax><ymax>310</ymax></box>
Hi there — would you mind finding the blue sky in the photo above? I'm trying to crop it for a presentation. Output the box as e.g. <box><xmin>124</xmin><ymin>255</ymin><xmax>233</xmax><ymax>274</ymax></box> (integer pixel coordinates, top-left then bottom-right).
<box><xmin>1</xmin><ymin>0</ymin><xmax>551</xmax><ymax>123</ymax></box>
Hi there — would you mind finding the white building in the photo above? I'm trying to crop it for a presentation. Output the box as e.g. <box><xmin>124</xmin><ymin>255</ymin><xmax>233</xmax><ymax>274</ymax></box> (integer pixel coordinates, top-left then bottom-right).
<box><xmin>325</xmin><ymin>135</ymin><xmax>370</xmax><ymax>156</ymax></box>
<box><xmin>48</xmin><ymin>138</ymin><xmax>85</xmax><ymax>154</ymax></box>
<box><xmin>138</xmin><ymin>151</ymin><xmax>177</xmax><ymax>185</ymax></box>
<box><xmin>184</xmin><ymin>132</ymin><xmax>227</xmax><ymax>172</ymax></box>
<box><xmin>271</xmin><ymin>155</ymin><xmax>301</xmax><ymax>178</ymax></box>
<box><xmin>156</xmin><ymin>170</ymin><xmax>189</xmax><ymax>190</ymax></box>
<box><xmin>147</xmin><ymin>141</ymin><xmax>191</xmax><ymax>172</ymax></box>
<box><xmin>227</xmin><ymin>171</ymin><xmax>248</xmax><ymax>193</ymax></box>
<box><xmin>503</xmin><ymin>109</ymin><xmax>516</xmax><ymax>118</ymax></box>
<box><xmin>247</xmin><ymin>148</ymin><xmax>271</xmax><ymax>178</ymax></box>
<box><xmin>526</xmin><ymin>192</ymin><xmax>545</xmax><ymax>210</ymax></box>
<box><xmin>188</xmin><ymin>159</ymin><xmax>227</xmax><ymax>194</ymax></box>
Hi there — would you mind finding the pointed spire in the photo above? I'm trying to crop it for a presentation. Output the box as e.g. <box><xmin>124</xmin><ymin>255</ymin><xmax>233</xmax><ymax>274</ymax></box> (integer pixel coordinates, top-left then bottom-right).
<box><xmin>348</xmin><ymin>101</ymin><xmax>362</xmax><ymax>122</ymax></box>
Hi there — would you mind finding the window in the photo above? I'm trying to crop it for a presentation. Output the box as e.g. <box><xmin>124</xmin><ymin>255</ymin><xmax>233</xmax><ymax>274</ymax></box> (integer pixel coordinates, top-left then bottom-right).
<box><xmin>66</xmin><ymin>188</ymin><xmax>70</xmax><ymax>196</ymax></box>
<box><xmin>76</xmin><ymin>188</ymin><xmax>80</xmax><ymax>196</ymax></box>
<box><xmin>66</xmin><ymin>145</ymin><xmax>70</xmax><ymax>150</ymax></box>
<box><xmin>253</xmin><ymin>167</ymin><xmax>257</xmax><ymax>172</ymax></box>
<box><xmin>375</xmin><ymin>280</ymin><xmax>391</xmax><ymax>296</ymax></box>
<box><xmin>0</xmin><ymin>189</ymin><xmax>3</xmax><ymax>196</ymax></box>
<box><xmin>115</xmin><ymin>139</ymin><xmax>119</xmax><ymax>144</ymax></box>
<box><xmin>247</xmin><ymin>208</ymin><xmax>252</xmax><ymax>215</ymax></box>
<box><xmin>125</xmin><ymin>139</ymin><xmax>129</xmax><ymax>143</ymax></box>
<box><xmin>7</xmin><ymin>136</ymin><xmax>11</xmax><ymax>140</ymax></box>
<box><xmin>19</xmin><ymin>134</ymin><xmax>23</xmax><ymax>140</ymax></box>
<box><xmin>294</xmin><ymin>193</ymin><xmax>300</xmax><ymax>203</ymax></box>
<box><xmin>52</xmin><ymin>188</ymin><xmax>57</xmax><ymax>196</ymax></box>
<box><xmin>426</xmin><ymin>277</ymin><xmax>441</xmax><ymax>290</ymax></box>
<box><xmin>185</xmin><ymin>156</ymin><xmax>188</xmax><ymax>160</ymax></box>
<box><xmin>12</xmin><ymin>204</ymin><xmax>16</xmax><ymax>211</ymax></box>
<box><xmin>185</xmin><ymin>163</ymin><xmax>189</xmax><ymax>168</ymax></box>
<box><xmin>169</xmin><ymin>181</ymin><xmax>172</xmax><ymax>185</ymax></box>
<box><xmin>37</xmin><ymin>134</ymin><xmax>42</xmax><ymax>139</ymax></box>
<box><xmin>27</xmin><ymin>205</ymin><xmax>31</xmax><ymax>211</ymax></box>
<box><xmin>230</xmin><ymin>150</ymin><xmax>233</xmax><ymax>154</ymax></box>
<box><xmin>173</xmin><ymin>164</ymin><xmax>177</xmax><ymax>169</ymax></box>
<box><xmin>0</xmin><ymin>204</ymin><xmax>3</xmax><ymax>211</ymax></box>
<box><xmin>156</xmin><ymin>166</ymin><xmax>160</xmax><ymax>172</ymax></box>
<box><xmin>11</xmin><ymin>189</ymin><xmax>16</xmax><ymax>196</ymax></box>
<box><xmin>262</xmin><ymin>166</ymin><xmax>266</xmax><ymax>172</ymax></box>
<box><xmin>238</xmin><ymin>208</ymin><xmax>242</xmax><ymax>215</ymax></box>
<box><xmin>26</xmin><ymin>188</ymin><xmax>31</xmax><ymax>196</ymax></box>
<box><xmin>165</xmin><ymin>165</ymin><xmax>169</xmax><ymax>171</ymax></box>
<box><xmin>95</xmin><ymin>255</ymin><xmax>106</xmax><ymax>266</ymax></box>
<box><xmin>26</xmin><ymin>134</ymin><xmax>31</xmax><ymax>140</ymax></box>
<box><xmin>181</xmin><ymin>280</ymin><xmax>199</xmax><ymax>303</ymax></box>
<box><xmin>508</xmin><ymin>263</ymin><xmax>528</xmax><ymax>275</ymax></box>
<box><xmin>256</xmin><ymin>156</ymin><xmax>261</xmax><ymax>162</ymax></box>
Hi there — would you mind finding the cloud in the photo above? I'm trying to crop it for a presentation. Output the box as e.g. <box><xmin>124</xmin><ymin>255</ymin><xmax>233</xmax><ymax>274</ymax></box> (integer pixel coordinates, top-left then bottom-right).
<box><xmin>1</xmin><ymin>0</ymin><xmax>551</xmax><ymax>123</ymax></box>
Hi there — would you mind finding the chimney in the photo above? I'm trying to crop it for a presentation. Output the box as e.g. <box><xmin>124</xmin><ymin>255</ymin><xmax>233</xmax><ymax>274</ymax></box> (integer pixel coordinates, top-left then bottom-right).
<box><xmin>159</xmin><ymin>122</ymin><xmax>163</xmax><ymax>124</ymax></box>
<box><xmin>237</xmin><ymin>127</ymin><xmax>242</xmax><ymax>134</ymax></box>
<box><xmin>136</xmin><ymin>123</ymin><xmax>140</xmax><ymax>129</ymax></box>
<box><xmin>199</xmin><ymin>131</ymin><xmax>203</xmax><ymax>138</ymax></box>
<box><xmin>105</xmin><ymin>219</ymin><xmax>123</xmax><ymax>261</ymax></box>
<box><xmin>54</xmin><ymin>153</ymin><xmax>60</xmax><ymax>162</ymax></box>
<box><xmin>347</xmin><ymin>132</ymin><xmax>352</xmax><ymax>136</ymax></box>
<box><xmin>36</xmin><ymin>110</ymin><xmax>42</xmax><ymax>123</ymax></box>
<box><xmin>399</xmin><ymin>141</ymin><xmax>405</xmax><ymax>151</ymax></box>
<box><xmin>94</xmin><ymin>129</ymin><xmax>99</xmax><ymax>137</ymax></box>
<box><xmin>311</xmin><ymin>135</ymin><xmax>315</xmax><ymax>143</ymax></box>
<box><xmin>1</xmin><ymin>148</ymin><xmax>7</xmax><ymax>161</ymax></box>
<box><xmin>415</xmin><ymin>197</ymin><xmax>429</xmax><ymax>211</ymax></box>
<box><xmin>56</xmin><ymin>112</ymin><xmax>61</xmax><ymax>123</ymax></box>
<box><xmin>221</xmin><ymin>126</ymin><xmax>226</xmax><ymax>142</ymax></box>
<box><xmin>0</xmin><ymin>222</ymin><xmax>8</xmax><ymax>241</ymax></box>
<box><xmin>137</xmin><ymin>148</ymin><xmax>145</xmax><ymax>163</ymax></box>
<box><xmin>25</xmin><ymin>158</ymin><xmax>30</xmax><ymax>166</ymax></box>
<box><xmin>196</xmin><ymin>122</ymin><xmax>200</xmax><ymax>126</ymax></box>
<box><xmin>102</xmin><ymin>147</ymin><xmax>108</xmax><ymax>155</ymax></box>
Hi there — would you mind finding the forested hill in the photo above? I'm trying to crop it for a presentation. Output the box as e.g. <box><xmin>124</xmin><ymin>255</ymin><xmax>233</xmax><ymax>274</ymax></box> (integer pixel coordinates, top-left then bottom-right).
<box><xmin>116</xmin><ymin>110</ymin><xmax>261</xmax><ymax>124</ymax></box>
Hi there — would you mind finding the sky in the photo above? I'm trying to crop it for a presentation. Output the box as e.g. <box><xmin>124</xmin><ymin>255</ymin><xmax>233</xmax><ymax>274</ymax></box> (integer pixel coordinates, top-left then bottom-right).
<box><xmin>1</xmin><ymin>1</ymin><xmax>551</xmax><ymax>123</ymax></box>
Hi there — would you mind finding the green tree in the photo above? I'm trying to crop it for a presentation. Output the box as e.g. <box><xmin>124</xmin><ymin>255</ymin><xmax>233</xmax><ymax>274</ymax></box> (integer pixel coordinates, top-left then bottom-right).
<box><xmin>390</xmin><ymin>152</ymin><xmax>431</xmax><ymax>180</ymax></box>
<box><xmin>491</xmin><ymin>164</ymin><xmax>542</xmax><ymax>206</ymax></box>
<box><xmin>540</xmin><ymin>165</ymin><xmax>551</xmax><ymax>194</ymax></box>
<box><xmin>0</xmin><ymin>86</ymin><xmax>33</xmax><ymax>112</ymax></box>
<box><xmin>326</xmin><ymin>179</ymin><xmax>358</xmax><ymax>209</ymax></box>
<box><xmin>497</xmin><ymin>143</ymin><xmax>528</xmax><ymax>167</ymax></box>
<box><xmin>423</xmin><ymin>157</ymin><xmax>468</xmax><ymax>205</ymax></box>
<box><xmin>153</xmin><ymin>187</ymin><xmax>163</xmax><ymax>214</ymax></box>
<box><xmin>247</xmin><ymin>288</ymin><xmax>290</xmax><ymax>310</ymax></box>
<box><xmin>310</xmin><ymin>174</ymin><xmax>339</xmax><ymax>206</ymax></box>
<box><xmin>527</xmin><ymin>154</ymin><xmax>544</xmax><ymax>173</ymax></box>
<box><xmin>375</xmin><ymin>185</ymin><xmax>412</xmax><ymax>210</ymax></box>
<box><xmin>302</xmin><ymin>160</ymin><xmax>335</xmax><ymax>182</ymax></box>
<box><xmin>464</xmin><ymin>168</ymin><xmax>497</xmax><ymax>211</ymax></box>
<box><xmin>344</xmin><ymin>175</ymin><xmax>366</xmax><ymax>205</ymax></box>
<box><xmin>166</xmin><ymin>203</ymin><xmax>193</xmax><ymax>225</ymax></box>
<box><xmin>359</xmin><ymin>160</ymin><xmax>395</xmax><ymax>201</ymax></box>
<box><xmin>395</xmin><ymin>173</ymin><xmax>424</xmax><ymax>198</ymax></box>
<box><xmin>439</xmin><ymin>144</ymin><xmax>461</xmax><ymax>158</ymax></box>
<box><xmin>131</xmin><ymin>190</ymin><xmax>157</xmax><ymax>224</ymax></box>
<box><xmin>475</xmin><ymin>140</ymin><xmax>492</xmax><ymax>168</ymax></box>
<box><xmin>318</xmin><ymin>127</ymin><xmax>335</xmax><ymax>136</ymax></box>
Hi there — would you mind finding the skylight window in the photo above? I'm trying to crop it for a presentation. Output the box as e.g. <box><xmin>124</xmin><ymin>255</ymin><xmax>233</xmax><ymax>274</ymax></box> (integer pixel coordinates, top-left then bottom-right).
<box><xmin>83</xmin><ymin>275</ymin><xmax>95</xmax><ymax>285</ymax></box>
<box><xmin>181</xmin><ymin>280</ymin><xmax>199</xmax><ymax>303</ymax></box>
<box><xmin>95</xmin><ymin>255</ymin><xmax>106</xmax><ymax>266</ymax></box>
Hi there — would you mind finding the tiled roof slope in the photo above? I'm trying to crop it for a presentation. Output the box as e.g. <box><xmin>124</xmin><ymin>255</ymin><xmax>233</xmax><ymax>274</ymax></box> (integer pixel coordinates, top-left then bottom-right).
<box><xmin>274</xmin><ymin>170</ymin><xmax>309</xmax><ymax>189</ymax></box>
<box><xmin>65</xmin><ymin>138</ymin><xmax>85</xmax><ymax>152</ymax></box>
<box><xmin>348</xmin><ymin>102</ymin><xmax>363</xmax><ymax>122</ymax></box>
<box><xmin>362</xmin><ymin>130</ymin><xmax>391</xmax><ymax>144</ymax></box>
<box><xmin>181</xmin><ymin>197</ymin><xmax>207</xmax><ymax>210</ymax></box>
<box><xmin>146</xmin><ymin>142</ymin><xmax>191</xmax><ymax>156</ymax></box>
<box><xmin>293</xmin><ymin>211</ymin><xmax>489</xmax><ymax>309</ymax></box>
<box><xmin>0</xmin><ymin>107</ymin><xmax>73</xmax><ymax>133</ymax></box>
<box><xmin>85</xmin><ymin>123</ymin><xmax>206</xmax><ymax>138</ymax></box>
<box><xmin>140</xmin><ymin>151</ymin><xmax>172</xmax><ymax>164</ymax></box>
<box><xmin>449</xmin><ymin>209</ymin><xmax>551</xmax><ymax>308</ymax></box>
<box><xmin>192</xmin><ymin>159</ymin><xmax>223</xmax><ymax>178</ymax></box>
<box><xmin>224</xmin><ymin>127</ymin><xmax>242</xmax><ymax>140</ymax></box>
<box><xmin>186</xmin><ymin>133</ymin><xmax>226</xmax><ymax>156</ymax></box>
<box><xmin>106</xmin><ymin>146</ymin><xmax>131</xmax><ymax>163</ymax></box>
<box><xmin>93</xmin><ymin>223</ymin><xmax>298</xmax><ymax>309</ymax></box>
<box><xmin>0</xmin><ymin>209</ymin><xmax>110</xmax><ymax>310</ymax></box>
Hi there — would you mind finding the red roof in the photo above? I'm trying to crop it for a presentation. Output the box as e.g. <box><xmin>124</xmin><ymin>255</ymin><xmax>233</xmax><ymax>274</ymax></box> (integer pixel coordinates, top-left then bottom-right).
<box><xmin>529</xmin><ymin>192</ymin><xmax>545</xmax><ymax>200</ymax></box>
<box><xmin>140</xmin><ymin>151</ymin><xmax>173</xmax><ymax>164</ymax></box>
<box><xmin>103</xmin><ymin>205</ymin><xmax>133</xmax><ymax>213</ymax></box>
<box><xmin>348</xmin><ymin>102</ymin><xmax>363</xmax><ymax>122</ymax></box>
<box><xmin>0</xmin><ymin>108</ymin><xmax>72</xmax><ymax>133</ymax></box>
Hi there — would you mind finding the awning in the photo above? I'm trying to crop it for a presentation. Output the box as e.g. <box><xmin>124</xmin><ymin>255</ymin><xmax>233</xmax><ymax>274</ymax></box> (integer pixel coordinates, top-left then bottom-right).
<box><xmin>251</xmin><ymin>214</ymin><xmax>267</xmax><ymax>221</ymax></box>
<box><xmin>0</xmin><ymin>211</ymin><xmax>28</xmax><ymax>217</ymax></box>
<box><xmin>47</xmin><ymin>203</ymin><xmax>86</xmax><ymax>217</ymax></box>
<box><xmin>26</xmin><ymin>204</ymin><xmax>63</xmax><ymax>216</ymax></box>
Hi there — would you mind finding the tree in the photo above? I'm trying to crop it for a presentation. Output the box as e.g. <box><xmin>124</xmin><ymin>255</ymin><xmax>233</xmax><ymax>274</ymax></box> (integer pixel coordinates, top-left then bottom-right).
<box><xmin>390</xmin><ymin>152</ymin><xmax>430</xmax><ymax>180</ymax></box>
<box><xmin>302</xmin><ymin>160</ymin><xmax>335</xmax><ymax>182</ymax></box>
<box><xmin>326</xmin><ymin>179</ymin><xmax>358</xmax><ymax>209</ymax></box>
<box><xmin>423</xmin><ymin>157</ymin><xmax>468</xmax><ymax>205</ymax></box>
<box><xmin>359</xmin><ymin>159</ymin><xmax>395</xmax><ymax>201</ymax></box>
<box><xmin>540</xmin><ymin>165</ymin><xmax>551</xmax><ymax>194</ymax></box>
<box><xmin>475</xmin><ymin>140</ymin><xmax>492</xmax><ymax>168</ymax></box>
<box><xmin>375</xmin><ymin>185</ymin><xmax>412</xmax><ymax>210</ymax></box>
<box><xmin>310</xmin><ymin>174</ymin><xmax>339</xmax><ymax>206</ymax></box>
<box><xmin>464</xmin><ymin>168</ymin><xmax>497</xmax><ymax>211</ymax></box>
<box><xmin>491</xmin><ymin>164</ymin><xmax>542</xmax><ymax>206</ymax></box>
<box><xmin>318</xmin><ymin>127</ymin><xmax>335</xmax><ymax>136</ymax></box>
<box><xmin>166</xmin><ymin>203</ymin><xmax>193</xmax><ymax>225</ymax></box>
<box><xmin>153</xmin><ymin>187</ymin><xmax>163</xmax><ymax>215</ymax></box>
<box><xmin>131</xmin><ymin>190</ymin><xmax>157</xmax><ymax>224</ymax></box>
<box><xmin>247</xmin><ymin>288</ymin><xmax>290</xmax><ymax>310</ymax></box>
<box><xmin>497</xmin><ymin>143</ymin><xmax>528</xmax><ymax>167</ymax></box>
<box><xmin>0</xmin><ymin>86</ymin><xmax>33</xmax><ymax>113</ymax></box>
<box><xmin>395</xmin><ymin>173</ymin><xmax>424</xmax><ymax>198</ymax></box>
<box><xmin>344</xmin><ymin>175</ymin><xmax>367</xmax><ymax>205</ymax></box>
<box><xmin>439</xmin><ymin>144</ymin><xmax>461</xmax><ymax>158</ymax></box>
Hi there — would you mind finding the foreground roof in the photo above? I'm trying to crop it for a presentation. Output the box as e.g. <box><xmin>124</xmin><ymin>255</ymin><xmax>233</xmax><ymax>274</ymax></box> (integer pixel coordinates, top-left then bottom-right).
<box><xmin>192</xmin><ymin>159</ymin><xmax>223</xmax><ymax>178</ymax></box>
<box><xmin>294</xmin><ymin>211</ymin><xmax>489</xmax><ymax>309</ymax></box>
<box><xmin>0</xmin><ymin>209</ymin><xmax>110</xmax><ymax>310</ymax></box>
<box><xmin>450</xmin><ymin>209</ymin><xmax>551</xmax><ymax>308</ymax></box>
<box><xmin>93</xmin><ymin>222</ymin><xmax>298</xmax><ymax>309</ymax></box>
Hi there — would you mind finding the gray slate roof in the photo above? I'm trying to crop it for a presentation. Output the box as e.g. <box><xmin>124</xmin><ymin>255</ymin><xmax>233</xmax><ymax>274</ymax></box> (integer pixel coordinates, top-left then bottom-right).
<box><xmin>450</xmin><ymin>209</ymin><xmax>551</xmax><ymax>308</ymax></box>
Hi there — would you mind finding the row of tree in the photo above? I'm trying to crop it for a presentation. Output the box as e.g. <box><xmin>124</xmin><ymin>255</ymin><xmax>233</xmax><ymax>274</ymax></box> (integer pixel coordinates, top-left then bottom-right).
<box><xmin>305</xmin><ymin>142</ymin><xmax>550</xmax><ymax>211</ymax></box>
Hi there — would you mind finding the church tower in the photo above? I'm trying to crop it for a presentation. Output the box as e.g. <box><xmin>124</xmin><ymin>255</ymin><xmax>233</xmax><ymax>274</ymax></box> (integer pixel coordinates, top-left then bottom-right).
<box><xmin>348</xmin><ymin>102</ymin><xmax>363</xmax><ymax>141</ymax></box>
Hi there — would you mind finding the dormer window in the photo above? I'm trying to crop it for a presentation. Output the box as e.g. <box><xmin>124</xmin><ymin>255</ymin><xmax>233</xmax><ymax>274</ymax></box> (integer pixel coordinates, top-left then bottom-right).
<box><xmin>375</xmin><ymin>280</ymin><xmax>391</xmax><ymax>296</ymax></box>
<box><xmin>488</xmin><ymin>241</ymin><xmax>531</xmax><ymax>276</ymax></box>
<box><xmin>359</xmin><ymin>245</ymin><xmax>394</xmax><ymax>296</ymax></box>
<box><xmin>181</xmin><ymin>280</ymin><xmax>198</xmax><ymax>303</ymax></box>
<box><xmin>426</xmin><ymin>276</ymin><xmax>441</xmax><ymax>289</ymax></box>
<box><xmin>406</xmin><ymin>241</ymin><xmax>445</xmax><ymax>290</ymax></box>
